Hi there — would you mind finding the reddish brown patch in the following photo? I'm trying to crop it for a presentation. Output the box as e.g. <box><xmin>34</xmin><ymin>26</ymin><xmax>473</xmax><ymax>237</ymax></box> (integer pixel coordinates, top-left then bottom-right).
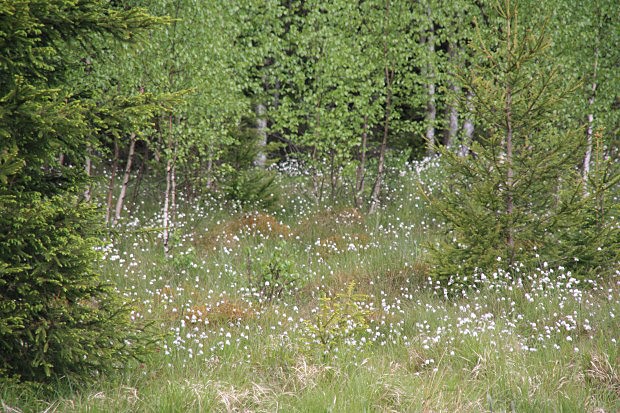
<box><xmin>184</xmin><ymin>299</ymin><xmax>255</xmax><ymax>328</ymax></box>
<box><xmin>195</xmin><ymin>212</ymin><xmax>291</xmax><ymax>252</ymax></box>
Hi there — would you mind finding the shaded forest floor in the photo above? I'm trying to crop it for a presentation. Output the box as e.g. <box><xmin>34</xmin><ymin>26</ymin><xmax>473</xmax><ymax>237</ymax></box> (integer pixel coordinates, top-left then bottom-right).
<box><xmin>2</xmin><ymin>163</ymin><xmax>619</xmax><ymax>412</ymax></box>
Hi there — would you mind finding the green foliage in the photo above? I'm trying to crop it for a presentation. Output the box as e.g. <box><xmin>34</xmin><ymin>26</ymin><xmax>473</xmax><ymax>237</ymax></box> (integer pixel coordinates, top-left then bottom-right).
<box><xmin>219</xmin><ymin>114</ymin><xmax>281</xmax><ymax>209</ymax></box>
<box><xmin>120</xmin><ymin>0</ymin><xmax>253</xmax><ymax>196</ymax></box>
<box><xmin>302</xmin><ymin>282</ymin><xmax>371</xmax><ymax>359</ymax></box>
<box><xmin>0</xmin><ymin>0</ymin><xmax>164</xmax><ymax>383</ymax></box>
<box><xmin>0</xmin><ymin>147</ymin><xmax>23</xmax><ymax>186</ymax></box>
<box><xmin>248</xmin><ymin>242</ymin><xmax>298</xmax><ymax>302</ymax></box>
<box><xmin>1</xmin><ymin>167</ymin><xmax>618</xmax><ymax>411</ymax></box>
<box><xmin>0</xmin><ymin>194</ymin><xmax>154</xmax><ymax>381</ymax></box>
<box><xmin>556</xmin><ymin>133</ymin><xmax>620</xmax><ymax>277</ymax></box>
<box><xmin>222</xmin><ymin>168</ymin><xmax>279</xmax><ymax>211</ymax></box>
<box><xmin>538</xmin><ymin>0</ymin><xmax>620</xmax><ymax>150</ymax></box>
<box><xmin>424</xmin><ymin>0</ymin><xmax>618</xmax><ymax>286</ymax></box>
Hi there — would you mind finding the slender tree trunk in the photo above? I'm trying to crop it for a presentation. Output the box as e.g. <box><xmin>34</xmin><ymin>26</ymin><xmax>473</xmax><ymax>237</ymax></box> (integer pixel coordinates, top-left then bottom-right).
<box><xmin>163</xmin><ymin>156</ymin><xmax>173</xmax><ymax>257</ymax></box>
<box><xmin>425</xmin><ymin>73</ymin><xmax>436</xmax><ymax>154</ymax></box>
<box><xmin>444</xmin><ymin>44</ymin><xmax>459</xmax><ymax>148</ymax></box>
<box><xmin>105</xmin><ymin>138</ymin><xmax>119</xmax><ymax>225</ymax></box>
<box><xmin>370</xmin><ymin>0</ymin><xmax>393</xmax><ymax>214</ymax></box>
<box><xmin>114</xmin><ymin>133</ymin><xmax>136</xmax><ymax>224</ymax></box>
<box><xmin>583</xmin><ymin>46</ymin><xmax>599</xmax><ymax>191</ymax></box>
<box><xmin>311</xmin><ymin>169</ymin><xmax>321</xmax><ymax>203</ymax></box>
<box><xmin>505</xmin><ymin>84</ymin><xmax>514</xmax><ymax>259</ymax></box>
<box><xmin>206</xmin><ymin>154</ymin><xmax>213</xmax><ymax>189</ymax></box>
<box><xmin>130</xmin><ymin>142</ymin><xmax>148</xmax><ymax>213</ymax></box>
<box><xmin>83</xmin><ymin>153</ymin><xmax>92</xmax><ymax>202</ymax></box>
<box><xmin>444</xmin><ymin>83</ymin><xmax>459</xmax><ymax>148</ymax></box>
<box><xmin>503</xmin><ymin>9</ymin><xmax>516</xmax><ymax>262</ymax></box>
<box><xmin>163</xmin><ymin>115</ymin><xmax>176</xmax><ymax>257</ymax></box>
<box><xmin>329</xmin><ymin>150</ymin><xmax>338</xmax><ymax>203</ymax></box>
<box><xmin>312</xmin><ymin>93</ymin><xmax>324</xmax><ymax>203</ymax></box>
<box><xmin>460</xmin><ymin>90</ymin><xmax>475</xmax><ymax>157</ymax></box>
<box><xmin>593</xmin><ymin>131</ymin><xmax>604</xmax><ymax>226</ymax></box>
<box><xmin>369</xmin><ymin>77</ymin><xmax>392</xmax><ymax>214</ymax></box>
<box><xmin>311</xmin><ymin>152</ymin><xmax>325</xmax><ymax>205</ymax></box>
<box><xmin>355</xmin><ymin>116</ymin><xmax>368</xmax><ymax>208</ymax></box>
<box><xmin>255</xmin><ymin>103</ymin><xmax>268</xmax><ymax>167</ymax></box>
<box><xmin>424</xmin><ymin>7</ymin><xmax>436</xmax><ymax>155</ymax></box>
<box><xmin>171</xmin><ymin>156</ymin><xmax>177</xmax><ymax>222</ymax></box>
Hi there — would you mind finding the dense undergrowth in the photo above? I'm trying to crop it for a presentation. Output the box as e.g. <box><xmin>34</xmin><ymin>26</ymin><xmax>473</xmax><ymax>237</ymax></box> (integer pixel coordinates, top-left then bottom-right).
<box><xmin>2</xmin><ymin>159</ymin><xmax>619</xmax><ymax>412</ymax></box>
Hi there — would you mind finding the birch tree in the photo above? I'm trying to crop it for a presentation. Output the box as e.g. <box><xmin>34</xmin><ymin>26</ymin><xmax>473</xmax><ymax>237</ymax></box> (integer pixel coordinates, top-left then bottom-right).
<box><xmin>128</xmin><ymin>0</ymin><xmax>251</xmax><ymax>254</ymax></box>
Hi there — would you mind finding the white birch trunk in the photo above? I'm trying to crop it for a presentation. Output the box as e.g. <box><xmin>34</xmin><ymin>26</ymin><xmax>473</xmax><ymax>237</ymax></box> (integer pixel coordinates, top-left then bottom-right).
<box><xmin>163</xmin><ymin>112</ymin><xmax>177</xmax><ymax>257</ymax></box>
<box><xmin>163</xmin><ymin>157</ymin><xmax>173</xmax><ymax>257</ymax></box>
<box><xmin>460</xmin><ymin>90</ymin><xmax>475</xmax><ymax>157</ymax></box>
<box><xmin>423</xmin><ymin>11</ymin><xmax>436</xmax><ymax>155</ymax></box>
<box><xmin>444</xmin><ymin>43</ymin><xmax>459</xmax><ymax>148</ymax></box>
<box><xmin>171</xmin><ymin>159</ymin><xmax>177</xmax><ymax>223</ymax></box>
<box><xmin>114</xmin><ymin>133</ymin><xmax>136</xmax><ymax>224</ymax></box>
<box><xmin>504</xmin><ymin>17</ymin><xmax>515</xmax><ymax>263</ymax></box>
<box><xmin>505</xmin><ymin>84</ymin><xmax>515</xmax><ymax>260</ymax></box>
<box><xmin>583</xmin><ymin>46</ymin><xmax>598</xmax><ymax>191</ymax></box>
<box><xmin>84</xmin><ymin>155</ymin><xmax>92</xmax><ymax>202</ymax></box>
<box><xmin>370</xmin><ymin>0</ymin><xmax>392</xmax><ymax>214</ymax></box>
<box><xmin>426</xmin><ymin>79</ymin><xmax>436</xmax><ymax>154</ymax></box>
<box><xmin>444</xmin><ymin>83</ymin><xmax>459</xmax><ymax>148</ymax></box>
<box><xmin>355</xmin><ymin>117</ymin><xmax>368</xmax><ymax>208</ymax></box>
<box><xmin>255</xmin><ymin>103</ymin><xmax>268</xmax><ymax>167</ymax></box>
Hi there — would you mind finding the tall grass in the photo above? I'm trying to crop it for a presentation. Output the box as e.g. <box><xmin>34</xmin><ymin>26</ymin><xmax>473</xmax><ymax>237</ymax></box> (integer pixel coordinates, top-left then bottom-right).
<box><xmin>2</xmin><ymin>160</ymin><xmax>618</xmax><ymax>412</ymax></box>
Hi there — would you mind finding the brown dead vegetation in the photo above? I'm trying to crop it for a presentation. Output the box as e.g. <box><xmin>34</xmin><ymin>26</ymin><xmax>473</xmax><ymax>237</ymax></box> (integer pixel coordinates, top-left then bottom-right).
<box><xmin>296</xmin><ymin>207</ymin><xmax>365</xmax><ymax>236</ymax></box>
<box><xmin>195</xmin><ymin>212</ymin><xmax>291</xmax><ymax>252</ymax></box>
<box><xmin>184</xmin><ymin>299</ymin><xmax>255</xmax><ymax>328</ymax></box>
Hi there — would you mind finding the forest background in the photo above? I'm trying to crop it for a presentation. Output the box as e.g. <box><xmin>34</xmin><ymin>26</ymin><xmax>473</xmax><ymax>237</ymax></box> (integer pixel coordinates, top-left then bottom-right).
<box><xmin>0</xmin><ymin>0</ymin><xmax>619</xmax><ymax>411</ymax></box>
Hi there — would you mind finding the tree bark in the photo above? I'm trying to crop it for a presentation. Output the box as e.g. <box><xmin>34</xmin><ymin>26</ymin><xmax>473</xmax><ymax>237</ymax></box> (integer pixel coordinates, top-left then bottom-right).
<box><xmin>329</xmin><ymin>149</ymin><xmax>338</xmax><ymax>203</ymax></box>
<box><xmin>369</xmin><ymin>78</ymin><xmax>392</xmax><ymax>214</ymax></box>
<box><xmin>163</xmin><ymin>156</ymin><xmax>173</xmax><ymax>257</ymax></box>
<box><xmin>205</xmin><ymin>146</ymin><xmax>214</xmax><ymax>190</ymax></box>
<box><xmin>425</xmin><ymin>72</ymin><xmax>436</xmax><ymax>154</ymax></box>
<box><xmin>354</xmin><ymin>116</ymin><xmax>368</xmax><ymax>208</ymax></box>
<box><xmin>370</xmin><ymin>0</ymin><xmax>392</xmax><ymax>214</ymax></box>
<box><xmin>105</xmin><ymin>138</ymin><xmax>119</xmax><ymax>225</ymax></box>
<box><xmin>130</xmin><ymin>141</ymin><xmax>148</xmax><ymax>212</ymax></box>
<box><xmin>83</xmin><ymin>153</ymin><xmax>92</xmax><ymax>202</ymax></box>
<box><xmin>505</xmin><ymin>84</ymin><xmax>514</xmax><ymax>260</ymax></box>
<box><xmin>504</xmin><ymin>12</ymin><xmax>515</xmax><ymax>262</ymax></box>
<box><xmin>583</xmin><ymin>45</ymin><xmax>599</xmax><ymax>192</ymax></box>
<box><xmin>444</xmin><ymin>82</ymin><xmax>459</xmax><ymax>148</ymax></box>
<box><xmin>114</xmin><ymin>133</ymin><xmax>136</xmax><ymax>224</ymax></box>
<box><xmin>424</xmin><ymin>6</ymin><xmax>436</xmax><ymax>155</ymax></box>
<box><xmin>163</xmin><ymin>115</ymin><xmax>177</xmax><ymax>257</ymax></box>
<box><xmin>255</xmin><ymin>103</ymin><xmax>268</xmax><ymax>167</ymax></box>
<box><xmin>459</xmin><ymin>90</ymin><xmax>475</xmax><ymax>157</ymax></box>
<box><xmin>171</xmin><ymin>156</ymin><xmax>177</xmax><ymax>222</ymax></box>
<box><xmin>443</xmin><ymin>44</ymin><xmax>459</xmax><ymax>148</ymax></box>
<box><xmin>312</xmin><ymin>93</ymin><xmax>324</xmax><ymax>203</ymax></box>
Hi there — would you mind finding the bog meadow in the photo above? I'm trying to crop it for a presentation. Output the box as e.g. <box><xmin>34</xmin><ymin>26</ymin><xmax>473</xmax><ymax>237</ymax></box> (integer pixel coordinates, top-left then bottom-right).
<box><xmin>1</xmin><ymin>0</ymin><xmax>618</xmax><ymax>412</ymax></box>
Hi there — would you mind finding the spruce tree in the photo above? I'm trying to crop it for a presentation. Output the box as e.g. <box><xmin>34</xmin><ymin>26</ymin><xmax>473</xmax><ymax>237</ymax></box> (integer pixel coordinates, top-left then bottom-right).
<box><xmin>0</xmin><ymin>0</ymin><xmax>165</xmax><ymax>382</ymax></box>
<box><xmin>424</xmin><ymin>0</ymin><xmax>618</xmax><ymax>287</ymax></box>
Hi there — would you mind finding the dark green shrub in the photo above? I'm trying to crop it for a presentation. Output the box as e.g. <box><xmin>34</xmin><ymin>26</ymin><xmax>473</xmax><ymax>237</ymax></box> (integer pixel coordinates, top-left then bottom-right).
<box><xmin>0</xmin><ymin>193</ymin><xmax>154</xmax><ymax>382</ymax></box>
<box><xmin>247</xmin><ymin>241</ymin><xmax>299</xmax><ymax>302</ymax></box>
<box><xmin>423</xmin><ymin>2</ymin><xmax>619</xmax><ymax>287</ymax></box>
<box><xmin>223</xmin><ymin>168</ymin><xmax>280</xmax><ymax>210</ymax></box>
<box><xmin>0</xmin><ymin>0</ymin><xmax>165</xmax><ymax>383</ymax></box>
